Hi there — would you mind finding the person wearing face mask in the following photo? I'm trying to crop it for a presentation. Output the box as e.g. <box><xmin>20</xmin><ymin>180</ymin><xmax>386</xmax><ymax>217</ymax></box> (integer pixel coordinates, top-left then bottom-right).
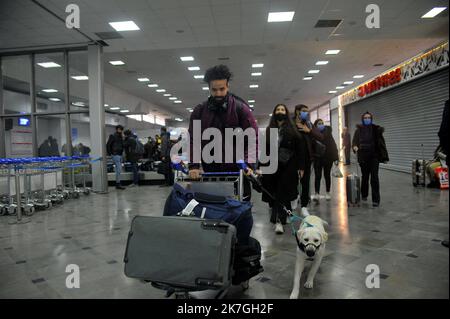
<box><xmin>311</xmin><ymin>119</ymin><xmax>339</xmax><ymax>202</ymax></box>
<box><xmin>260</xmin><ymin>104</ymin><xmax>306</xmax><ymax>234</ymax></box>
<box><xmin>293</xmin><ymin>104</ymin><xmax>324</xmax><ymax>215</ymax></box>
<box><xmin>352</xmin><ymin>111</ymin><xmax>389</xmax><ymax>207</ymax></box>
<box><xmin>187</xmin><ymin>65</ymin><xmax>258</xmax><ymax>201</ymax></box>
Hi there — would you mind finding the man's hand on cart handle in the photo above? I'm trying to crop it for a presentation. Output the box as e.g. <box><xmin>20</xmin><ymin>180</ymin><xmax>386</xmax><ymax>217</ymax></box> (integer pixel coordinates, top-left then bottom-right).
<box><xmin>189</xmin><ymin>169</ymin><xmax>202</xmax><ymax>180</ymax></box>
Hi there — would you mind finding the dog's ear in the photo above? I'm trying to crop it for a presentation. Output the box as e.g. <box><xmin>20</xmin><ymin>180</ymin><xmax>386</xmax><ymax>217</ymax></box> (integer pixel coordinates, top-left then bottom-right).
<box><xmin>320</xmin><ymin>231</ymin><xmax>328</xmax><ymax>243</ymax></box>
<box><xmin>297</xmin><ymin>228</ymin><xmax>305</xmax><ymax>240</ymax></box>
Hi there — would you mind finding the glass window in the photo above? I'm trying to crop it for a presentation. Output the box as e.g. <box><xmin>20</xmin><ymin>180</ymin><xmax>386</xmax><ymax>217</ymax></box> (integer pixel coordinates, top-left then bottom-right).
<box><xmin>35</xmin><ymin>52</ymin><xmax>66</xmax><ymax>113</ymax></box>
<box><xmin>2</xmin><ymin>55</ymin><xmax>31</xmax><ymax>115</ymax></box>
<box><xmin>69</xmin><ymin>50</ymin><xmax>89</xmax><ymax>112</ymax></box>
<box><xmin>36</xmin><ymin>114</ymin><xmax>66</xmax><ymax>157</ymax></box>
<box><xmin>70</xmin><ymin>113</ymin><xmax>91</xmax><ymax>156</ymax></box>
<box><xmin>3</xmin><ymin>116</ymin><xmax>33</xmax><ymax>157</ymax></box>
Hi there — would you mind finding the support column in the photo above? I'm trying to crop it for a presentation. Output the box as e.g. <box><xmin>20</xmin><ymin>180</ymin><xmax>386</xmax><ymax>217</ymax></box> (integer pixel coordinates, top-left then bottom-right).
<box><xmin>30</xmin><ymin>54</ymin><xmax>38</xmax><ymax>157</ymax></box>
<box><xmin>0</xmin><ymin>56</ymin><xmax>5</xmax><ymax>157</ymax></box>
<box><xmin>88</xmin><ymin>44</ymin><xmax>108</xmax><ymax>193</ymax></box>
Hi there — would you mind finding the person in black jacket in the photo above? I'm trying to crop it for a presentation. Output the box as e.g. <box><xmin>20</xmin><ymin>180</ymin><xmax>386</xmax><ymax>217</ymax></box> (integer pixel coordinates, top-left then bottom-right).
<box><xmin>438</xmin><ymin>100</ymin><xmax>449</xmax><ymax>248</ymax></box>
<box><xmin>106</xmin><ymin>125</ymin><xmax>125</xmax><ymax>190</ymax></box>
<box><xmin>160</xmin><ymin>126</ymin><xmax>174</xmax><ymax>187</ymax></box>
<box><xmin>123</xmin><ymin>130</ymin><xmax>140</xmax><ymax>187</ymax></box>
<box><xmin>293</xmin><ymin>104</ymin><xmax>324</xmax><ymax>216</ymax></box>
<box><xmin>312</xmin><ymin>119</ymin><xmax>339</xmax><ymax>202</ymax></box>
<box><xmin>342</xmin><ymin>127</ymin><xmax>351</xmax><ymax>165</ymax></box>
<box><xmin>352</xmin><ymin>111</ymin><xmax>389</xmax><ymax>207</ymax></box>
<box><xmin>261</xmin><ymin>104</ymin><xmax>306</xmax><ymax>234</ymax></box>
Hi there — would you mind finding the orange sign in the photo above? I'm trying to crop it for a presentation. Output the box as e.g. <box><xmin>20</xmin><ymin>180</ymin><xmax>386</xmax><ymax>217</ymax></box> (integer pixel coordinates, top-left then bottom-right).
<box><xmin>357</xmin><ymin>68</ymin><xmax>402</xmax><ymax>97</ymax></box>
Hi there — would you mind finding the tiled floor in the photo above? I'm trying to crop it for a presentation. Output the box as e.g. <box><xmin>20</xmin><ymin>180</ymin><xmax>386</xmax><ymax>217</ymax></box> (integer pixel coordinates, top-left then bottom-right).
<box><xmin>0</xmin><ymin>165</ymin><xmax>448</xmax><ymax>299</ymax></box>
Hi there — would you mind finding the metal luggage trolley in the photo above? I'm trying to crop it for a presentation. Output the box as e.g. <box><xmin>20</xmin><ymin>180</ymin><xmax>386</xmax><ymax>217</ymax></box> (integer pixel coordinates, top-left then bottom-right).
<box><xmin>63</xmin><ymin>156</ymin><xmax>91</xmax><ymax>199</ymax></box>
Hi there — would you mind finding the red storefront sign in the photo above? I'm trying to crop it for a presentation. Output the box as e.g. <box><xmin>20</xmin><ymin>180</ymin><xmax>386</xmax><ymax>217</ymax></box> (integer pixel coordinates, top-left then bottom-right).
<box><xmin>357</xmin><ymin>67</ymin><xmax>402</xmax><ymax>97</ymax></box>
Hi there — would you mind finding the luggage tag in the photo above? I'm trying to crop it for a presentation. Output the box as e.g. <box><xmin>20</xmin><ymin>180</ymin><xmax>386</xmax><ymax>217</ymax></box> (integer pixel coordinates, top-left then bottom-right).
<box><xmin>179</xmin><ymin>199</ymin><xmax>199</xmax><ymax>217</ymax></box>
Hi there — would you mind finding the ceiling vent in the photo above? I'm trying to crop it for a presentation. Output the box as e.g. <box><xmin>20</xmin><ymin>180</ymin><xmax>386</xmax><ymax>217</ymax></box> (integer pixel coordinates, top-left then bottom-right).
<box><xmin>314</xmin><ymin>19</ymin><xmax>342</xmax><ymax>28</ymax></box>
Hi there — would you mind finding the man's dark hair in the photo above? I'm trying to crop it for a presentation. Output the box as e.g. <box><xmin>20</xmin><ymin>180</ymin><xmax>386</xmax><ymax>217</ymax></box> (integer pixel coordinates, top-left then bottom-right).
<box><xmin>116</xmin><ymin>125</ymin><xmax>124</xmax><ymax>131</ymax></box>
<box><xmin>160</xmin><ymin>126</ymin><xmax>167</xmax><ymax>133</ymax></box>
<box><xmin>124</xmin><ymin>129</ymin><xmax>132</xmax><ymax>136</ymax></box>
<box><xmin>204</xmin><ymin>65</ymin><xmax>232</xmax><ymax>84</ymax></box>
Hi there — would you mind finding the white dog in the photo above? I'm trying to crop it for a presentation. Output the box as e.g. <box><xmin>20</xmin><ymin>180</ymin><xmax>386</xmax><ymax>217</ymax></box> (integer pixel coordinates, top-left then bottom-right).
<box><xmin>289</xmin><ymin>214</ymin><xmax>328</xmax><ymax>299</ymax></box>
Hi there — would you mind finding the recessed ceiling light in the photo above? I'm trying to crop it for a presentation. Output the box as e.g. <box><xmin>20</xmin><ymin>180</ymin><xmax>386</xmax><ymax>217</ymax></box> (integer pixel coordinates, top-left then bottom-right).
<box><xmin>49</xmin><ymin>98</ymin><xmax>61</xmax><ymax>102</ymax></box>
<box><xmin>156</xmin><ymin>89</ymin><xmax>166</xmax><ymax>92</ymax></box>
<box><xmin>194</xmin><ymin>75</ymin><xmax>204</xmax><ymax>79</ymax></box>
<box><xmin>163</xmin><ymin>94</ymin><xmax>171</xmax><ymax>97</ymax></box>
<box><xmin>325</xmin><ymin>50</ymin><xmax>340</xmax><ymax>55</ymax></box>
<box><xmin>137</xmin><ymin>77</ymin><xmax>150</xmax><ymax>82</ymax></box>
<box><xmin>336</xmin><ymin>86</ymin><xmax>345</xmax><ymax>89</ymax></box>
<box><xmin>328</xmin><ymin>90</ymin><xmax>337</xmax><ymax>94</ymax></box>
<box><xmin>109</xmin><ymin>60</ymin><xmax>125</xmax><ymax>65</ymax></box>
<box><xmin>174</xmin><ymin>100</ymin><xmax>182</xmax><ymax>104</ymax></box>
<box><xmin>72</xmin><ymin>101</ymin><xmax>85</xmax><ymax>106</ymax></box>
<box><xmin>303</xmin><ymin>77</ymin><xmax>313</xmax><ymax>80</ymax></box>
<box><xmin>353</xmin><ymin>75</ymin><xmax>365</xmax><ymax>78</ymax></box>
<box><xmin>188</xmin><ymin>109</ymin><xmax>194</xmax><ymax>113</ymax></box>
<box><xmin>169</xmin><ymin>97</ymin><xmax>177</xmax><ymax>100</ymax></box>
<box><xmin>148</xmin><ymin>84</ymin><xmax>158</xmax><ymax>88</ymax></box>
<box><xmin>175</xmin><ymin>118</ymin><xmax>183</xmax><ymax>121</ymax></box>
<box><xmin>71</xmin><ymin>75</ymin><xmax>88</xmax><ymax>80</ymax></box>
<box><xmin>42</xmin><ymin>89</ymin><xmax>58</xmax><ymax>93</ymax></box>
<box><xmin>109</xmin><ymin>21</ymin><xmax>140</xmax><ymax>31</ymax></box>
<box><xmin>267</xmin><ymin>11</ymin><xmax>295</xmax><ymax>22</ymax></box>
<box><xmin>308</xmin><ymin>70</ymin><xmax>320</xmax><ymax>74</ymax></box>
<box><xmin>315</xmin><ymin>61</ymin><xmax>329</xmax><ymax>65</ymax></box>
<box><xmin>421</xmin><ymin>7</ymin><xmax>447</xmax><ymax>18</ymax></box>
<box><xmin>180</xmin><ymin>56</ymin><xmax>194</xmax><ymax>61</ymax></box>
<box><xmin>110</xmin><ymin>107</ymin><xmax>120</xmax><ymax>110</ymax></box>
<box><xmin>249</xmin><ymin>104</ymin><xmax>254</xmax><ymax>108</ymax></box>
<box><xmin>269</xmin><ymin>114</ymin><xmax>272</xmax><ymax>117</ymax></box>
<box><xmin>188</xmin><ymin>66</ymin><xmax>200</xmax><ymax>71</ymax></box>
<box><xmin>248</xmin><ymin>100</ymin><xmax>255</xmax><ymax>103</ymax></box>
<box><xmin>252</xmin><ymin>63</ymin><xmax>264</xmax><ymax>68</ymax></box>
<box><xmin>249</xmin><ymin>84</ymin><xmax>259</xmax><ymax>88</ymax></box>
<box><xmin>104</xmin><ymin>104</ymin><xmax>109</xmax><ymax>107</ymax></box>
<box><xmin>202</xmin><ymin>87</ymin><xmax>209</xmax><ymax>91</ymax></box>
<box><xmin>37</xmin><ymin>62</ymin><xmax>61</xmax><ymax>68</ymax></box>
<box><xmin>120</xmin><ymin>110</ymin><xmax>130</xmax><ymax>113</ymax></box>
<box><xmin>343</xmin><ymin>81</ymin><xmax>354</xmax><ymax>85</ymax></box>
<box><xmin>251</xmin><ymin>72</ymin><xmax>262</xmax><ymax>76</ymax></box>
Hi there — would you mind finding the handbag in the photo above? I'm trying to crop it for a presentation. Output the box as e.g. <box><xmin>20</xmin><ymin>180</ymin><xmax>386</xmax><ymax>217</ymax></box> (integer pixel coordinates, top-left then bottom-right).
<box><xmin>332</xmin><ymin>163</ymin><xmax>344</xmax><ymax>178</ymax></box>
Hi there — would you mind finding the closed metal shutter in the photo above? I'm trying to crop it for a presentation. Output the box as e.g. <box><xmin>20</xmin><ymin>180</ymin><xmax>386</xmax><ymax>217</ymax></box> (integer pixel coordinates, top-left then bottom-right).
<box><xmin>345</xmin><ymin>67</ymin><xmax>449</xmax><ymax>173</ymax></box>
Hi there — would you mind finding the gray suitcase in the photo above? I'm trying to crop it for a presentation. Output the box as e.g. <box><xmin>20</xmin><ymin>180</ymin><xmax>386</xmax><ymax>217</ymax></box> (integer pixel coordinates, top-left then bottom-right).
<box><xmin>124</xmin><ymin>215</ymin><xmax>236</xmax><ymax>291</ymax></box>
<box><xmin>346</xmin><ymin>173</ymin><xmax>361</xmax><ymax>207</ymax></box>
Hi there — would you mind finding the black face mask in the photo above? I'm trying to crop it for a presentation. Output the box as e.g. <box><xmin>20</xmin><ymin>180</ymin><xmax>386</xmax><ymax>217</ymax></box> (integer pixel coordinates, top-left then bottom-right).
<box><xmin>274</xmin><ymin>113</ymin><xmax>287</xmax><ymax>121</ymax></box>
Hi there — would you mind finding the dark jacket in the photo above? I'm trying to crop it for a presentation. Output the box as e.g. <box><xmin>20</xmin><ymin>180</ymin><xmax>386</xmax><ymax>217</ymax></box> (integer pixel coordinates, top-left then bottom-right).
<box><xmin>160</xmin><ymin>132</ymin><xmax>171</xmax><ymax>158</ymax></box>
<box><xmin>352</xmin><ymin>124</ymin><xmax>389</xmax><ymax>163</ymax></box>
<box><xmin>188</xmin><ymin>93</ymin><xmax>259</xmax><ymax>172</ymax></box>
<box><xmin>106</xmin><ymin>133</ymin><xmax>124</xmax><ymax>156</ymax></box>
<box><xmin>144</xmin><ymin>141</ymin><xmax>156</xmax><ymax>160</ymax></box>
<box><xmin>293</xmin><ymin>118</ymin><xmax>323</xmax><ymax>162</ymax></box>
<box><xmin>314</xmin><ymin>126</ymin><xmax>339</xmax><ymax>163</ymax></box>
<box><xmin>260</xmin><ymin>126</ymin><xmax>306</xmax><ymax>204</ymax></box>
<box><xmin>438</xmin><ymin>100</ymin><xmax>449</xmax><ymax>164</ymax></box>
<box><xmin>123</xmin><ymin>135</ymin><xmax>139</xmax><ymax>163</ymax></box>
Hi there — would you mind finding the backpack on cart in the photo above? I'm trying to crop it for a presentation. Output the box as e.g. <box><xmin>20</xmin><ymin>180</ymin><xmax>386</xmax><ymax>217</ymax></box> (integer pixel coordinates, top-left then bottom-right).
<box><xmin>232</xmin><ymin>236</ymin><xmax>263</xmax><ymax>285</ymax></box>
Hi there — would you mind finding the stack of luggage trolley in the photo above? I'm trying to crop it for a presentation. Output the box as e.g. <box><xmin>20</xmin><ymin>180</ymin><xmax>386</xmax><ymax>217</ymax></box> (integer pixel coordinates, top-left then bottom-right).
<box><xmin>124</xmin><ymin>166</ymin><xmax>263</xmax><ymax>299</ymax></box>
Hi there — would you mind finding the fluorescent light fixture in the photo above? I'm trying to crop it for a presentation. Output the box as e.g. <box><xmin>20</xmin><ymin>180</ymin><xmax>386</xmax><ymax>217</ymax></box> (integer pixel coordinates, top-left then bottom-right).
<box><xmin>267</xmin><ymin>11</ymin><xmax>295</xmax><ymax>22</ymax></box>
<box><xmin>109</xmin><ymin>21</ymin><xmax>140</xmax><ymax>31</ymax></box>
<box><xmin>169</xmin><ymin>97</ymin><xmax>177</xmax><ymax>100</ymax></box>
<box><xmin>137</xmin><ymin>77</ymin><xmax>150</xmax><ymax>82</ymax></box>
<box><xmin>188</xmin><ymin>109</ymin><xmax>194</xmax><ymax>113</ymax></box>
<box><xmin>194</xmin><ymin>75</ymin><xmax>204</xmax><ymax>79</ymax></box>
<box><xmin>42</xmin><ymin>89</ymin><xmax>58</xmax><ymax>93</ymax></box>
<box><xmin>249</xmin><ymin>84</ymin><xmax>259</xmax><ymax>88</ymax></box>
<box><xmin>308</xmin><ymin>70</ymin><xmax>320</xmax><ymax>74</ymax></box>
<box><xmin>71</xmin><ymin>75</ymin><xmax>88</xmax><ymax>80</ymax></box>
<box><xmin>202</xmin><ymin>87</ymin><xmax>209</xmax><ymax>91</ymax></box>
<box><xmin>109</xmin><ymin>107</ymin><xmax>120</xmax><ymax>110</ymax></box>
<box><xmin>174</xmin><ymin>100</ymin><xmax>182</xmax><ymax>104</ymax></box>
<box><xmin>180</xmin><ymin>56</ymin><xmax>194</xmax><ymax>61</ymax></box>
<box><xmin>343</xmin><ymin>81</ymin><xmax>354</xmax><ymax>85</ymax></box>
<box><xmin>49</xmin><ymin>98</ymin><xmax>61</xmax><ymax>102</ymax></box>
<box><xmin>251</xmin><ymin>72</ymin><xmax>262</xmax><ymax>76</ymax></box>
<box><xmin>249</xmin><ymin>104</ymin><xmax>254</xmax><ymax>108</ymax></box>
<box><xmin>156</xmin><ymin>89</ymin><xmax>166</xmax><ymax>92</ymax></box>
<box><xmin>188</xmin><ymin>66</ymin><xmax>200</xmax><ymax>71</ymax></box>
<box><xmin>72</xmin><ymin>102</ymin><xmax>85</xmax><ymax>106</ymax></box>
<box><xmin>163</xmin><ymin>94</ymin><xmax>171</xmax><ymax>97</ymax></box>
<box><xmin>315</xmin><ymin>61</ymin><xmax>329</xmax><ymax>65</ymax></box>
<box><xmin>175</xmin><ymin>118</ymin><xmax>183</xmax><ymax>122</ymax></box>
<box><xmin>120</xmin><ymin>110</ymin><xmax>130</xmax><ymax>113</ymax></box>
<box><xmin>269</xmin><ymin>114</ymin><xmax>272</xmax><ymax>117</ymax></box>
<box><xmin>248</xmin><ymin>100</ymin><xmax>255</xmax><ymax>103</ymax></box>
<box><xmin>109</xmin><ymin>60</ymin><xmax>125</xmax><ymax>65</ymax></box>
<box><xmin>421</xmin><ymin>7</ymin><xmax>447</xmax><ymax>18</ymax></box>
<box><xmin>328</xmin><ymin>90</ymin><xmax>337</xmax><ymax>94</ymax></box>
<box><xmin>336</xmin><ymin>86</ymin><xmax>345</xmax><ymax>89</ymax></box>
<box><xmin>147</xmin><ymin>84</ymin><xmax>158</xmax><ymax>88</ymax></box>
<box><xmin>353</xmin><ymin>75</ymin><xmax>365</xmax><ymax>78</ymax></box>
<box><xmin>303</xmin><ymin>77</ymin><xmax>313</xmax><ymax>80</ymax></box>
<box><xmin>143</xmin><ymin>115</ymin><xmax>155</xmax><ymax>123</ymax></box>
<box><xmin>325</xmin><ymin>49</ymin><xmax>340</xmax><ymax>55</ymax></box>
<box><xmin>252</xmin><ymin>63</ymin><xmax>264</xmax><ymax>68</ymax></box>
<box><xmin>104</xmin><ymin>104</ymin><xmax>109</xmax><ymax>107</ymax></box>
<box><xmin>37</xmin><ymin>62</ymin><xmax>61</xmax><ymax>68</ymax></box>
<box><xmin>127</xmin><ymin>115</ymin><xmax>142</xmax><ymax>121</ymax></box>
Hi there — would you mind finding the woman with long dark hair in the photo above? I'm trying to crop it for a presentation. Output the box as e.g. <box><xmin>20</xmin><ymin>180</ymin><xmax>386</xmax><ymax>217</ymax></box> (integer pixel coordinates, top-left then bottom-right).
<box><xmin>260</xmin><ymin>104</ymin><xmax>306</xmax><ymax>234</ymax></box>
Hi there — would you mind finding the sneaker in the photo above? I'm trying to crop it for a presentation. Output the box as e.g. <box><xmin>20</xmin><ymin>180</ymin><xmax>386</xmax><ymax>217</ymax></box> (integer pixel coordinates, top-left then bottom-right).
<box><xmin>301</xmin><ymin>207</ymin><xmax>310</xmax><ymax>217</ymax></box>
<box><xmin>362</xmin><ymin>197</ymin><xmax>368</xmax><ymax>202</ymax></box>
<box><xmin>115</xmin><ymin>185</ymin><xmax>125</xmax><ymax>190</ymax></box>
<box><xmin>372</xmin><ymin>202</ymin><xmax>380</xmax><ymax>207</ymax></box>
<box><xmin>312</xmin><ymin>193</ymin><xmax>320</xmax><ymax>203</ymax></box>
<box><xmin>325</xmin><ymin>193</ymin><xmax>331</xmax><ymax>201</ymax></box>
<box><xmin>275</xmin><ymin>223</ymin><xmax>284</xmax><ymax>234</ymax></box>
<box><xmin>442</xmin><ymin>240</ymin><xmax>449</xmax><ymax>248</ymax></box>
<box><xmin>128</xmin><ymin>184</ymin><xmax>138</xmax><ymax>188</ymax></box>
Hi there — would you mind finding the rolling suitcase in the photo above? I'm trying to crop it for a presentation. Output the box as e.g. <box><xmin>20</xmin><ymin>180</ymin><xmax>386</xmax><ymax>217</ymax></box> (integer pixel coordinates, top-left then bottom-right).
<box><xmin>124</xmin><ymin>215</ymin><xmax>236</xmax><ymax>294</ymax></box>
<box><xmin>346</xmin><ymin>173</ymin><xmax>361</xmax><ymax>207</ymax></box>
